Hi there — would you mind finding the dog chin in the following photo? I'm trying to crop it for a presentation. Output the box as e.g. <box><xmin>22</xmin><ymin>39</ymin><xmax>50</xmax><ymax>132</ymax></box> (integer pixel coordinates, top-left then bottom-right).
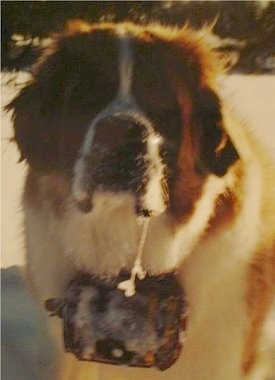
<box><xmin>62</xmin><ymin>172</ymin><xmax>226</xmax><ymax>280</ymax></box>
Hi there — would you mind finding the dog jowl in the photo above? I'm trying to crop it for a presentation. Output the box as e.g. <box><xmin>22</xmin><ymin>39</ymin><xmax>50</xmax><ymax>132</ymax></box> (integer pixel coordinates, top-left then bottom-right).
<box><xmin>7</xmin><ymin>21</ymin><xmax>275</xmax><ymax>380</ymax></box>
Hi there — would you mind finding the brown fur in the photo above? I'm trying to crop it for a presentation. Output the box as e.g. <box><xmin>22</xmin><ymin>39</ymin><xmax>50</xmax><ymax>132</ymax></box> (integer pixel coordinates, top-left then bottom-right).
<box><xmin>7</xmin><ymin>21</ymin><xmax>275</xmax><ymax>379</ymax></box>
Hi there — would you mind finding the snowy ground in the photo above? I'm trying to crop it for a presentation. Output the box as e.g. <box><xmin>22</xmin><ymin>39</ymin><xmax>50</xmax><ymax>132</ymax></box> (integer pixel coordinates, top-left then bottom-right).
<box><xmin>1</xmin><ymin>73</ymin><xmax>275</xmax><ymax>379</ymax></box>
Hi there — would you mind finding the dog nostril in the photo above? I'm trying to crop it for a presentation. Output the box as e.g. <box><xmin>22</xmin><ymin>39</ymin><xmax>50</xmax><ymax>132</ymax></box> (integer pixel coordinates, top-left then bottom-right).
<box><xmin>135</xmin><ymin>205</ymin><xmax>152</xmax><ymax>217</ymax></box>
<box><xmin>75</xmin><ymin>198</ymin><xmax>93</xmax><ymax>213</ymax></box>
<box><xmin>141</xmin><ymin>209</ymin><xmax>152</xmax><ymax>217</ymax></box>
<box><xmin>72</xmin><ymin>179</ymin><xmax>93</xmax><ymax>213</ymax></box>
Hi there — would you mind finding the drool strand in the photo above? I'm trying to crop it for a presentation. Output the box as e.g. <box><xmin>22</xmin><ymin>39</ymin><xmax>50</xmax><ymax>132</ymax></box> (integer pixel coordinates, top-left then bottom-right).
<box><xmin>117</xmin><ymin>217</ymin><xmax>150</xmax><ymax>297</ymax></box>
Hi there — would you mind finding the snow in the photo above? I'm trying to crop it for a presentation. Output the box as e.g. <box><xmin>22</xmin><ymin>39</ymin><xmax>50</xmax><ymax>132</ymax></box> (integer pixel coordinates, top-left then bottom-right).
<box><xmin>1</xmin><ymin>266</ymin><xmax>57</xmax><ymax>380</ymax></box>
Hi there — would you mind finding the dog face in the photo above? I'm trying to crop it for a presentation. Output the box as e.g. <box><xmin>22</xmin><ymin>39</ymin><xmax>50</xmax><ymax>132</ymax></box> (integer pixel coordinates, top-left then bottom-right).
<box><xmin>8</xmin><ymin>21</ymin><xmax>242</xmax><ymax>287</ymax></box>
<box><xmin>9</xmin><ymin>22</ymin><xmax>238</xmax><ymax>226</ymax></box>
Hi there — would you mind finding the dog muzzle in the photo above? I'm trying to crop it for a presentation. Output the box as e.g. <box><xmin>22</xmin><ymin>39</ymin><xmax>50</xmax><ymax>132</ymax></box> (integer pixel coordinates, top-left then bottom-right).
<box><xmin>45</xmin><ymin>273</ymin><xmax>186</xmax><ymax>370</ymax></box>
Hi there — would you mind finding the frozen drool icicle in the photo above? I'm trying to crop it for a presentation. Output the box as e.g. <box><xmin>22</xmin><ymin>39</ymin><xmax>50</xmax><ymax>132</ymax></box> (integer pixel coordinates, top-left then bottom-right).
<box><xmin>118</xmin><ymin>218</ymin><xmax>150</xmax><ymax>297</ymax></box>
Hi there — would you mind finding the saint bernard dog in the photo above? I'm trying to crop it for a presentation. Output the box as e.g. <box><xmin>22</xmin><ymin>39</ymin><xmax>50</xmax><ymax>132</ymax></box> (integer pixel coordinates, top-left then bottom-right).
<box><xmin>7</xmin><ymin>21</ymin><xmax>275</xmax><ymax>380</ymax></box>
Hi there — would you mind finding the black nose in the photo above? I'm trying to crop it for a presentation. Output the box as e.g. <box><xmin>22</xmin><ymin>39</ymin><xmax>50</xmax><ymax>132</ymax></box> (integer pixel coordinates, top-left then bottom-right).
<box><xmin>73</xmin><ymin>112</ymin><xmax>155</xmax><ymax>213</ymax></box>
<box><xmin>92</xmin><ymin>113</ymin><xmax>150</xmax><ymax>150</ymax></box>
<box><xmin>90</xmin><ymin>113</ymin><xmax>150</xmax><ymax>199</ymax></box>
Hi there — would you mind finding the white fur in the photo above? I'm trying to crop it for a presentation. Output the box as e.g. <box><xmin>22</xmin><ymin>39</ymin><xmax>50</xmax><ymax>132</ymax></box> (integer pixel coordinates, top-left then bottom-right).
<box><xmin>118</xmin><ymin>34</ymin><xmax>134</xmax><ymax>98</ymax></box>
<box><xmin>142</xmin><ymin>174</ymin><xmax>228</xmax><ymax>273</ymax></box>
<box><xmin>142</xmin><ymin>133</ymin><xmax>166</xmax><ymax>215</ymax></box>
<box><xmin>48</xmin><ymin>174</ymin><xmax>226</xmax><ymax>281</ymax></box>
<box><xmin>21</xmin><ymin>34</ymin><xmax>275</xmax><ymax>380</ymax></box>
<box><xmin>23</xmin><ymin>148</ymin><xmax>275</xmax><ymax>379</ymax></box>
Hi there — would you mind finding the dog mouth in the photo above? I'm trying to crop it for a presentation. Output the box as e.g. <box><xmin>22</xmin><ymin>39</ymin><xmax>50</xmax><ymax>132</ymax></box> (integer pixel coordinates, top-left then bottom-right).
<box><xmin>45</xmin><ymin>272</ymin><xmax>187</xmax><ymax>371</ymax></box>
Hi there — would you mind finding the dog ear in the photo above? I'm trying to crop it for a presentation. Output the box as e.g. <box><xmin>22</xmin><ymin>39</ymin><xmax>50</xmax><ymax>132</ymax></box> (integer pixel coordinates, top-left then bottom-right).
<box><xmin>6</xmin><ymin>35</ymin><xmax>91</xmax><ymax>172</ymax></box>
<box><xmin>194</xmin><ymin>88</ymin><xmax>239</xmax><ymax>176</ymax></box>
<box><xmin>5</xmin><ymin>38</ymin><xmax>75</xmax><ymax>172</ymax></box>
<box><xmin>6</xmin><ymin>78</ymin><xmax>62</xmax><ymax>171</ymax></box>
<box><xmin>6</xmin><ymin>29</ymin><xmax>120</xmax><ymax>172</ymax></box>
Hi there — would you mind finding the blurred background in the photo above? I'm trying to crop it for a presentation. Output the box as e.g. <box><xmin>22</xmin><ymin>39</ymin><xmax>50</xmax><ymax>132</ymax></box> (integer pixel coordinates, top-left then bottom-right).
<box><xmin>1</xmin><ymin>2</ymin><xmax>275</xmax><ymax>380</ymax></box>
<box><xmin>2</xmin><ymin>0</ymin><xmax>275</xmax><ymax>73</ymax></box>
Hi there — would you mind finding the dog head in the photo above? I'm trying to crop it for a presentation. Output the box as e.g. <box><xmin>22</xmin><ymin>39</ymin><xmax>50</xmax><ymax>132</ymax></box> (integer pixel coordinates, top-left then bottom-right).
<box><xmin>8</xmin><ymin>21</ymin><xmax>238</xmax><ymax>224</ymax></box>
